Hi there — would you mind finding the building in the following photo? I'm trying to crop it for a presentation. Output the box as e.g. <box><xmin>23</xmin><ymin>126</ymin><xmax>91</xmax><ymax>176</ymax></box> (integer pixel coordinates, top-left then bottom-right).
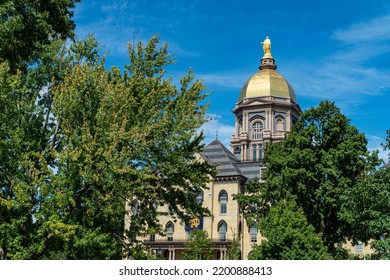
<box><xmin>140</xmin><ymin>36</ymin><xmax>301</xmax><ymax>259</ymax></box>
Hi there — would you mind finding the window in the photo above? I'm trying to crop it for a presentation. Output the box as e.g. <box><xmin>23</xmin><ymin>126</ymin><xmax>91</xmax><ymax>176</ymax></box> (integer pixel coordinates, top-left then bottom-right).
<box><xmin>218</xmin><ymin>221</ymin><xmax>227</xmax><ymax>241</ymax></box>
<box><xmin>252</xmin><ymin>144</ymin><xmax>263</xmax><ymax>161</ymax></box>
<box><xmin>250</xmin><ymin>226</ymin><xmax>258</xmax><ymax>243</ymax></box>
<box><xmin>356</xmin><ymin>241</ymin><xmax>363</xmax><ymax>254</ymax></box>
<box><xmin>149</xmin><ymin>234</ymin><xmax>155</xmax><ymax>242</ymax></box>
<box><xmin>259</xmin><ymin>144</ymin><xmax>263</xmax><ymax>159</ymax></box>
<box><xmin>219</xmin><ymin>190</ymin><xmax>228</xmax><ymax>214</ymax></box>
<box><xmin>197</xmin><ymin>191</ymin><xmax>203</xmax><ymax>204</ymax></box>
<box><xmin>166</xmin><ymin>222</ymin><xmax>174</xmax><ymax>241</ymax></box>
<box><xmin>251</xmin><ymin>121</ymin><xmax>263</xmax><ymax>140</ymax></box>
<box><xmin>259</xmin><ymin>167</ymin><xmax>266</xmax><ymax>182</ymax></box>
<box><xmin>252</xmin><ymin>144</ymin><xmax>258</xmax><ymax>161</ymax></box>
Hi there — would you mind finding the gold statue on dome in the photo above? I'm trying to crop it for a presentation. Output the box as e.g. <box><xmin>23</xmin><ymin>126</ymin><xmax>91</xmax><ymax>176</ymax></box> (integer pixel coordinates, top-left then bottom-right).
<box><xmin>261</xmin><ymin>36</ymin><xmax>271</xmax><ymax>57</ymax></box>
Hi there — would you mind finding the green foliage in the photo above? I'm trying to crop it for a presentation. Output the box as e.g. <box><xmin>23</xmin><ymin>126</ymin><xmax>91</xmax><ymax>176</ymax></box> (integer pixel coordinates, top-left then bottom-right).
<box><xmin>0</xmin><ymin>0</ymin><xmax>81</xmax><ymax>71</ymax></box>
<box><xmin>369</xmin><ymin>238</ymin><xmax>390</xmax><ymax>260</ymax></box>
<box><xmin>342</xmin><ymin>166</ymin><xmax>390</xmax><ymax>240</ymax></box>
<box><xmin>235</xmin><ymin>101</ymin><xmax>380</xmax><ymax>259</ymax></box>
<box><xmin>226</xmin><ymin>230</ymin><xmax>241</xmax><ymax>260</ymax></box>
<box><xmin>262</xmin><ymin>101</ymin><xmax>379</xmax><ymax>255</ymax></box>
<box><xmin>182</xmin><ymin>230</ymin><xmax>213</xmax><ymax>260</ymax></box>
<box><xmin>0</xmin><ymin>30</ymin><xmax>216</xmax><ymax>259</ymax></box>
<box><xmin>248</xmin><ymin>199</ymin><xmax>331</xmax><ymax>260</ymax></box>
<box><xmin>0</xmin><ymin>35</ymin><xmax>105</xmax><ymax>259</ymax></box>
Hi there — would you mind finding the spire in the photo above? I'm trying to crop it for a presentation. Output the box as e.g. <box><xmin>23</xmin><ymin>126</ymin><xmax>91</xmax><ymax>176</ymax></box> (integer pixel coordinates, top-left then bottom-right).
<box><xmin>259</xmin><ymin>35</ymin><xmax>277</xmax><ymax>71</ymax></box>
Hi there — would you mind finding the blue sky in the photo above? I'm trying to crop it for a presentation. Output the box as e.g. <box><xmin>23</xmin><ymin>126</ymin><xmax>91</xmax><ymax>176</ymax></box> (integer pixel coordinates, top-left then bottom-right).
<box><xmin>73</xmin><ymin>0</ymin><xmax>390</xmax><ymax>161</ymax></box>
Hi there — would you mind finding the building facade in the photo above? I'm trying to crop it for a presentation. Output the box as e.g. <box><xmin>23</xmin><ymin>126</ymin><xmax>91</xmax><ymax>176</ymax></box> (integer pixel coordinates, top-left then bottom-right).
<box><xmin>139</xmin><ymin>37</ymin><xmax>301</xmax><ymax>259</ymax></box>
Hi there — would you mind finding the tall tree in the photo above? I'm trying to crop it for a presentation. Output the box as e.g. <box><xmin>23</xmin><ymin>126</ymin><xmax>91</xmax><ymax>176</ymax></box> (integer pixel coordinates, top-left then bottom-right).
<box><xmin>0</xmin><ymin>35</ymin><xmax>103</xmax><ymax>259</ymax></box>
<box><xmin>47</xmin><ymin>34</ymin><xmax>215</xmax><ymax>259</ymax></box>
<box><xmin>236</xmin><ymin>101</ymin><xmax>380</xmax><ymax>258</ymax></box>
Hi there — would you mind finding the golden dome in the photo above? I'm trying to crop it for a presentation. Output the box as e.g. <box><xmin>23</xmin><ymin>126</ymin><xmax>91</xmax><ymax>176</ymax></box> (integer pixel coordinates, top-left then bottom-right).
<box><xmin>238</xmin><ymin>36</ymin><xmax>297</xmax><ymax>103</ymax></box>
<box><xmin>238</xmin><ymin>69</ymin><xmax>297</xmax><ymax>103</ymax></box>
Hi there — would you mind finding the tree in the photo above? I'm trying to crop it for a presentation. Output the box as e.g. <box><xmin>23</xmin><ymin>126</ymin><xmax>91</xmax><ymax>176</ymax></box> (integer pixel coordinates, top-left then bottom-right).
<box><xmin>341</xmin><ymin>131</ymin><xmax>390</xmax><ymax>259</ymax></box>
<box><xmin>236</xmin><ymin>101</ymin><xmax>380</xmax><ymax>258</ymax></box>
<box><xmin>0</xmin><ymin>36</ymin><xmax>105</xmax><ymax>259</ymax></box>
<box><xmin>46</xmin><ymin>34</ymin><xmax>215</xmax><ymax>259</ymax></box>
<box><xmin>182</xmin><ymin>230</ymin><xmax>213</xmax><ymax>260</ymax></box>
<box><xmin>226</xmin><ymin>230</ymin><xmax>241</xmax><ymax>260</ymax></box>
<box><xmin>0</xmin><ymin>31</ymin><xmax>215</xmax><ymax>259</ymax></box>
<box><xmin>0</xmin><ymin>0</ymin><xmax>81</xmax><ymax>71</ymax></box>
<box><xmin>248</xmin><ymin>199</ymin><xmax>331</xmax><ymax>260</ymax></box>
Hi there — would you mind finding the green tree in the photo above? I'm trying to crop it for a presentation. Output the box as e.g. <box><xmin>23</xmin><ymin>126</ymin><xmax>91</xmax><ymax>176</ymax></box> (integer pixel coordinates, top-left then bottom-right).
<box><xmin>182</xmin><ymin>230</ymin><xmax>213</xmax><ymax>260</ymax></box>
<box><xmin>226</xmin><ymin>230</ymin><xmax>241</xmax><ymax>260</ymax></box>
<box><xmin>248</xmin><ymin>199</ymin><xmax>331</xmax><ymax>260</ymax></box>
<box><xmin>236</xmin><ymin>101</ymin><xmax>380</xmax><ymax>258</ymax></box>
<box><xmin>0</xmin><ymin>36</ymin><xmax>104</xmax><ymax>259</ymax></box>
<box><xmin>341</xmin><ymin>131</ymin><xmax>390</xmax><ymax>259</ymax></box>
<box><xmin>47</xmin><ymin>34</ymin><xmax>215</xmax><ymax>259</ymax></box>
<box><xmin>0</xmin><ymin>0</ymin><xmax>81</xmax><ymax>71</ymax></box>
<box><xmin>0</xmin><ymin>30</ymin><xmax>215</xmax><ymax>259</ymax></box>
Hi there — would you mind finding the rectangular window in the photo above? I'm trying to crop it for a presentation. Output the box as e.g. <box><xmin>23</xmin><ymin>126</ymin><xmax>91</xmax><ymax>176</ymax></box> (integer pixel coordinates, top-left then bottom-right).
<box><xmin>250</xmin><ymin>226</ymin><xmax>258</xmax><ymax>243</ymax></box>
<box><xmin>356</xmin><ymin>241</ymin><xmax>363</xmax><ymax>254</ymax></box>
<box><xmin>259</xmin><ymin>144</ymin><xmax>263</xmax><ymax>159</ymax></box>
<box><xmin>220</xmin><ymin>203</ymin><xmax>227</xmax><ymax>214</ymax></box>
<box><xmin>252</xmin><ymin>144</ymin><xmax>258</xmax><ymax>161</ymax></box>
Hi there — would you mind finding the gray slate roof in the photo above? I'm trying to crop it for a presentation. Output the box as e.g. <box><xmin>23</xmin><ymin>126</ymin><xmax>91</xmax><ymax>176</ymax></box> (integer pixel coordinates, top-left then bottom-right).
<box><xmin>201</xmin><ymin>140</ymin><xmax>262</xmax><ymax>182</ymax></box>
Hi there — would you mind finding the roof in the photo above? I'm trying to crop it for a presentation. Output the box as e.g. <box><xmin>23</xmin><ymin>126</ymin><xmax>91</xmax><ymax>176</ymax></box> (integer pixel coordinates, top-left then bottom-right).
<box><xmin>201</xmin><ymin>139</ymin><xmax>262</xmax><ymax>182</ymax></box>
<box><xmin>238</xmin><ymin>69</ymin><xmax>297</xmax><ymax>103</ymax></box>
<box><xmin>201</xmin><ymin>139</ymin><xmax>244</xmax><ymax>178</ymax></box>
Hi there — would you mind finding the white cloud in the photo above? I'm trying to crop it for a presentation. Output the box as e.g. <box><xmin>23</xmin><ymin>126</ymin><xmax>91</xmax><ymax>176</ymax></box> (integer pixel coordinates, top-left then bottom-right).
<box><xmin>332</xmin><ymin>15</ymin><xmax>390</xmax><ymax>43</ymax></box>
<box><xmin>282</xmin><ymin>13</ymin><xmax>390</xmax><ymax>115</ymax></box>
<box><xmin>199</xmin><ymin>114</ymin><xmax>235</xmax><ymax>148</ymax></box>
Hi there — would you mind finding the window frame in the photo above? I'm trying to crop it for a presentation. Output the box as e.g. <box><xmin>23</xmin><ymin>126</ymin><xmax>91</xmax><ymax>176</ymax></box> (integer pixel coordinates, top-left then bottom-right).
<box><xmin>218</xmin><ymin>221</ymin><xmax>227</xmax><ymax>241</ymax></box>
<box><xmin>219</xmin><ymin>190</ymin><xmax>228</xmax><ymax>214</ymax></box>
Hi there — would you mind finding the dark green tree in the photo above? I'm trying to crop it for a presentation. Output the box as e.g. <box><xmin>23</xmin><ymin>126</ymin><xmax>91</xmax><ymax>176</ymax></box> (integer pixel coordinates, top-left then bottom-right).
<box><xmin>248</xmin><ymin>199</ymin><xmax>331</xmax><ymax>260</ymax></box>
<box><xmin>0</xmin><ymin>0</ymin><xmax>81</xmax><ymax>71</ymax></box>
<box><xmin>182</xmin><ymin>230</ymin><xmax>213</xmax><ymax>260</ymax></box>
<box><xmin>0</xmin><ymin>36</ymin><xmax>105</xmax><ymax>259</ymax></box>
<box><xmin>341</xmin><ymin>131</ymin><xmax>390</xmax><ymax>259</ymax></box>
<box><xmin>235</xmin><ymin>101</ymin><xmax>380</xmax><ymax>258</ymax></box>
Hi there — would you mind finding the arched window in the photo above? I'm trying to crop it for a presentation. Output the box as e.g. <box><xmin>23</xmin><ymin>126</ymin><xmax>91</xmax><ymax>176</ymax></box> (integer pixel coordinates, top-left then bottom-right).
<box><xmin>218</xmin><ymin>221</ymin><xmax>227</xmax><ymax>241</ymax></box>
<box><xmin>250</xmin><ymin>225</ymin><xmax>258</xmax><ymax>243</ymax></box>
<box><xmin>219</xmin><ymin>190</ymin><xmax>228</xmax><ymax>214</ymax></box>
<box><xmin>166</xmin><ymin>222</ymin><xmax>174</xmax><ymax>241</ymax></box>
<box><xmin>251</xmin><ymin>121</ymin><xmax>263</xmax><ymax>140</ymax></box>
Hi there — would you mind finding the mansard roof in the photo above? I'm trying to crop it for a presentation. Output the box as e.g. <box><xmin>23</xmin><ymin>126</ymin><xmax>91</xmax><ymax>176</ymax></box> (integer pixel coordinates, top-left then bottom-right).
<box><xmin>201</xmin><ymin>139</ymin><xmax>262</xmax><ymax>183</ymax></box>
